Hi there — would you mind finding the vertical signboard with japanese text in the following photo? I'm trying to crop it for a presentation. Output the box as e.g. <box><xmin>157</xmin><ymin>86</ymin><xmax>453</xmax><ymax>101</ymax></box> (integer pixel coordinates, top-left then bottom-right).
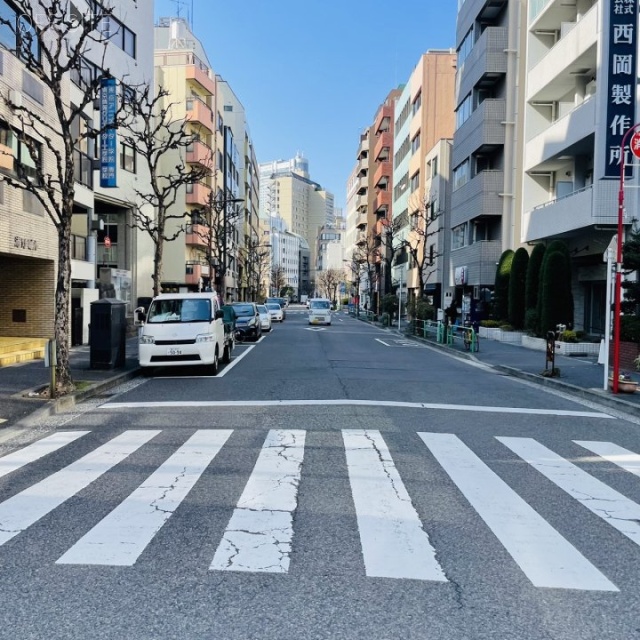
<box><xmin>604</xmin><ymin>0</ymin><xmax>638</xmax><ymax>178</ymax></box>
<box><xmin>100</xmin><ymin>77</ymin><xmax>117</xmax><ymax>188</ymax></box>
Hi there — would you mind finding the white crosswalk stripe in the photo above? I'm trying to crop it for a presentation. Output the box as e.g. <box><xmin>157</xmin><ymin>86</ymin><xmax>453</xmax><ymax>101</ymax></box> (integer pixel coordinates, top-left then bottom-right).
<box><xmin>0</xmin><ymin>430</ymin><xmax>160</xmax><ymax>547</ymax></box>
<box><xmin>57</xmin><ymin>430</ymin><xmax>233</xmax><ymax>566</ymax></box>
<box><xmin>344</xmin><ymin>429</ymin><xmax>446</xmax><ymax>581</ymax></box>
<box><xmin>210</xmin><ymin>429</ymin><xmax>305</xmax><ymax>573</ymax></box>
<box><xmin>2</xmin><ymin>429</ymin><xmax>640</xmax><ymax>591</ymax></box>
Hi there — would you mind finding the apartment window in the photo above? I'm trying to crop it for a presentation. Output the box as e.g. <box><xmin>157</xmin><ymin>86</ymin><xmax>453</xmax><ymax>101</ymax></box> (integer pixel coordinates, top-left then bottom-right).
<box><xmin>120</xmin><ymin>142</ymin><xmax>136</xmax><ymax>173</ymax></box>
<box><xmin>457</xmin><ymin>29</ymin><xmax>474</xmax><ymax>66</ymax></box>
<box><xmin>412</xmin><ymin>91</ymin><xmax>422</xmax><ymax>115</ymax></box>
<box><xmin>94</xmin><ymin>2</ymin><xmax>137</xmax><ymax>58</ymax></box>
<box><xmin>0</xmin><ymin>0</ymin><xmax>40</xmax><ymax>62</ymax></box>
<box><xmin>431</xmin><ymin>156</ymin><xmax>438</xmax><ymax>178</ymax></box>
<box><xmin>453</xmin><ymin>160</ymin><xmax>470</xmax><ymax>191</ymax></box>
<box><xmin>456</xmin><ymin>94</ymin><xmax>473</xmax><ymax>129</ymax></box>
<box><xmin>411</xmin><ymin>131</ymin><xmax>421</xmax><ymax>155</ymax></box>
<box><xmin>451</xmin><ymin>224</ymin><xmax>467</xmax><ymax>250</ymax></box>
<box><xmin>410</xmin><ymin>171</ymin><xmax>420</xmax><ymax>192</ymax></box>
<box><xmin>71</xmin><ymin>56</ymin><xmax>99</xmax><ymax>90</ymax></box>
<box><xmin>0</xmin><ymin>120</ymin><xmax>41</xmax><ymax>182</ymax></box>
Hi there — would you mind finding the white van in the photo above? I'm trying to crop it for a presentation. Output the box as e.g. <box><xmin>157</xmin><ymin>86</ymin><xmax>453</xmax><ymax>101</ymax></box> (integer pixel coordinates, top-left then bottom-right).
<box><xmin>308</xmin><ymin>298</ymin><xmax>332</xmax><ymax>326</ymax></box>
<box><xmin>135</xmin><ymin>292</ymin><xmax>226</xmax><ymax>375</ymax></box>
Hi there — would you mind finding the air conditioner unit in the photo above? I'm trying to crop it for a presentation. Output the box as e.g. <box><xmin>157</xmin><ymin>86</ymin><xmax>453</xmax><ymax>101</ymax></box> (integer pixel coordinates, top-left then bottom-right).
<box><xmin>9</xmin><ymin>90</ymin><xmax>22</xmax><ymax>107</ymax></box>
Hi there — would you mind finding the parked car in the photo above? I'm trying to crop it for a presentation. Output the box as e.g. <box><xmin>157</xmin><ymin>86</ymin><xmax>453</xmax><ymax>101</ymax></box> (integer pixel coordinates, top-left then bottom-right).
<box><xmin>231</xmin><ymin>302</ymin><xmax>262</xmax><ymax>341</ymax></box>
<box><xmin>257</xmin><ymin>304</ymin><xmax>272</xmax><ymax>332</ymax></box>
<box><xmin>265</xmin><ymin>302</ymin><xmax>284</xmax><ymax>322</ymax></box>
<box><xmin>135</xmin><ymin>292</ymin><xmax>225</xmax><ymax>375</ymax></box>
<box><xmin>220</xmin><ymin>305</ymin><xmax>237</xmax><ymax>362</ymax></box>
<box><xmin>265</xmin><ymin>297</ymin><xmax>287</xmax><ymax>319</ymax></box>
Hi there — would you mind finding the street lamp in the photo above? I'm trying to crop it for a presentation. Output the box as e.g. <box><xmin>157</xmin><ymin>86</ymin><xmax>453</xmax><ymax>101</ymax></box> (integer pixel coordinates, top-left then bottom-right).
<box><xmin>612</xmin><ymin>123</ymin><xmax>640</xmax><ymax>393</ymax></box>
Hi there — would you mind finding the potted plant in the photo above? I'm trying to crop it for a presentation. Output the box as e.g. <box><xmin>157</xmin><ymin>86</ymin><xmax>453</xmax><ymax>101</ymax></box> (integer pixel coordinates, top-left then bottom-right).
<box><xmin>609</xmin><ymin>368</ymin><xmax>639</xmax><ymax>393</ymax></box>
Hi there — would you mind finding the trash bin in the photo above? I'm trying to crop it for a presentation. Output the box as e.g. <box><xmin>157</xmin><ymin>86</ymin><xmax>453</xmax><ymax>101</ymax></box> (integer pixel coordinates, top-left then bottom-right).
<box><xmin>90</xmin><ymin>298</ymin><xmax>126</xmax><ymax>369</ymax></box>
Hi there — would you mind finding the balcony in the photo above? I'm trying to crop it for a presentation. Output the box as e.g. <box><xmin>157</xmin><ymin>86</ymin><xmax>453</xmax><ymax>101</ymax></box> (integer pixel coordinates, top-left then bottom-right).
<box><xmin>373</xmin><ymin>131</ymin><xmax>392</xmax><ymax>161</ymax></box>
<box><xmin>356</xmin><ymin>211</ymin><xmax>368</xmax><ymax>228</ymax></box>
<box><xmin>186</xmin><ymin>139</ymin><xmax>213</xmax><ymax>169</ymax></box>
<box><xmin>527</xmin><ymin>5</ymin><xmax>597</xmax><ymax>102</ymax></box>
<box><xmin>524</xmin><ymin>96</ymin><xmax>595</xmax><ymax>171</ymax></box>
<box><xmin>186</xmin><ymin>182</ymin><xmax>212</xmax><ymax>205</ymax></box>
<box><xmin>356</xmin><ymin>175</ymin><xmax>368</xmax><ymax>194</ymax></box>
<box><xmin>456</xmin><ymin>0</ymin><xmax>507</xmax><ymax>45</ymax></box>
<box><xmin>373</xmin><ymin>161</ymin><xmax>392</xmax><ymax>188</ymax></box>
<box><xmin>185</xmin><ymin>223</ymin><xmax>209</xmax><ymax>248</ymax></box>
<box><xmin>450</xmin><ymin>240</ymin><xmax>503</xmax><ymax>286</ymax></box>
<box><xmin>523</xmin><ymin>185</ymin><xmax>593</xmax><ymax>241</ymax></box>
<box><xmin>357</xmin><ymin>156</ymin><xmax>369</xmax><ymax>176</ymax></box>
<box><xmin>185</xmin><ymin>262</ymin><xmax>206</xmax><ymax>286</ymax></box>
<box><xmin>186</xmin><ymin>63</ymin><xmax>216</xmax><ymax>96</ymax></box>
<box><xmin>450</xmin><ymin>170</ymin><xmax>504</xmax><ymax>228</ymax></box>
<box><xmin>456</xmin><ymin>26</ymin><xmax>507</xmax><ymax>102</ymax></box>
<box><xmin>356</xmin><ymin>194</ymin><xmax>368</xmax><ymax>211</ymax></box>
<box><xmin>186</xmin><ymin>97</ymin><xmax>214</xmax><ymax>133</ymax></box>
<box><xmin>374</xmin><ymin>189</ymin><xmax>391</xmax><ymax>212</ymax></box>
<box><xmin>452</xmin><ymin>99</ymin><xmax>506</xmax><ymax>168</ymax></box>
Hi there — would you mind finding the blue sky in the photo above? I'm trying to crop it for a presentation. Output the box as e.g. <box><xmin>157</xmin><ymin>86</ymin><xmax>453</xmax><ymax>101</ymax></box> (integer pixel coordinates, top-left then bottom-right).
<box><xmin>153</xmin><ymin>1</ymin><xmax>459</xmax><ymax>209</ymax></box>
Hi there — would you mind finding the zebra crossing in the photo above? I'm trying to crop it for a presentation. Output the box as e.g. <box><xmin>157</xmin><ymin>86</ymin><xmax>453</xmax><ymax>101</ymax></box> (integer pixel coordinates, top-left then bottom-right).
<box><xmin>1</xmin><ymin>428</ymin><xmax>639</xmax><ymax>592</ymax></box>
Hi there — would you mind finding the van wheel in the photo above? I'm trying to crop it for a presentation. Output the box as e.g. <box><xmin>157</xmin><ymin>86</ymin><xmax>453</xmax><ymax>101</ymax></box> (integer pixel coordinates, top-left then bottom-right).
<box><xmin>207</xmin><ymin>350</ymin><xmax>219</xmax><ymax>376</ymax></box>
<box><xmin>222</xmin><ymin>344</ymin><xmax>231</xmax><ymax>364</ymax></box>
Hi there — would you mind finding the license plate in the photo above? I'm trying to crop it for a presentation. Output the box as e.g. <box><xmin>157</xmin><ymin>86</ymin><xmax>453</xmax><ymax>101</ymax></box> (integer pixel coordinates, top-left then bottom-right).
<box><xmin>167</xmin><ymin>348</ymin><xmax>183</xmax><ymax>356</ymax></box>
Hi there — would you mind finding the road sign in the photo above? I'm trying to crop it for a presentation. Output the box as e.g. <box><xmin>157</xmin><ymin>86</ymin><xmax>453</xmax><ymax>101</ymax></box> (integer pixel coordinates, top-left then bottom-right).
<box><xmin>104</xmin><ymin>236</ymin><xmax>111</xmax><ymax>249</ymax></box>
<box><xmin>631</xmin><ymin>131</ymin><xmax>640</xmax><ymax>159</ymax></box>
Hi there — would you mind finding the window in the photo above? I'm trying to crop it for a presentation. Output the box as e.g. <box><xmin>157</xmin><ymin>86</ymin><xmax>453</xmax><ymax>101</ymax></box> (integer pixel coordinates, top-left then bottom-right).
<box><xmin>0</xmin><ymin>0</ymin><xmax>40</xmax><ymax>61</ymax></box>
<box><xmin>457</xmin><ymin>29</ymin><xmax>474</xmax><ymax>66</ymax></box>
<box><xmin>94</xmin><ymin>2</ymin><xmax>136</xmax><ymax>58</ymax></box>
<box><xmin>411</xmin><ymin>131</ymin><xmax>421</xmax><ymax>155</ymax></box>
<box><xmin>412</xmin><ymin>91</ymin><xmax>422</xmax><ymax>115</ymax></box>
<box><xmin>456</xmin><ymin>94</ymin><xmax>473</xmax><ymax>129</ymax></box>
<box><xmin>453</xmin><ymin>160</ymin><xmax>470</xmax><ymax>191</ymax></box>
<box><xmin>120</xmin><ymin>143</ymin><xmax>135</xmax><ymax>173</ymax></box>
<box><xmin>410</xmin><ymin>171</ymin><xmax>420</xmax><ymax>192</ymax></box>
<box><xmin>0</xmin><ymin>120</ymin><xmax>41</xmax><ymax>182</ymax></box>
<box><xmin>451</xmin><ymin>224</ymin><xmax>467</xmax><ymax>250</ymax></box>
<box><xmin>431</xmin><ymin>156</ymin><xmax>438</xmax><ymax>178</ymax></box>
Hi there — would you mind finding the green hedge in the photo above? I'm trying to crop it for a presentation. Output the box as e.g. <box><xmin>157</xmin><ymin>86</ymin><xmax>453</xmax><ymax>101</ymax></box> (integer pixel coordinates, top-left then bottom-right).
<box><xmin>620</xmin><ymin>315</ymin><xmax>640</xmax><ymax>342</ymax></box>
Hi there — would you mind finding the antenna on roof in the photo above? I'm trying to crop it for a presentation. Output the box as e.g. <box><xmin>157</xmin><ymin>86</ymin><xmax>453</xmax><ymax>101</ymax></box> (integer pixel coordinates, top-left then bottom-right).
<box><xmin>170</xmin><ymin>0</ymin><xmax>193</xmax><ymax>29</ymax></box>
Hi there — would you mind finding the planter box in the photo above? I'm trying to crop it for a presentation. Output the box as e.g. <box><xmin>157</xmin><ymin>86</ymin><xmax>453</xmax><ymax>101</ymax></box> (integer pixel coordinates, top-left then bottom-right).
<box><xmin>608</xmin><ymin>376</ymin><xmax>638</xmax><ymax>393</ymax></box>
<box><xmin>478</xmin><ymin>327</ymin><xmax>524</xmax><ymax>343</ymax></box>
<box><xmin>521</xmin><ymin>335</ymin><xmax>600</xmax><ymax>356</ymax></box>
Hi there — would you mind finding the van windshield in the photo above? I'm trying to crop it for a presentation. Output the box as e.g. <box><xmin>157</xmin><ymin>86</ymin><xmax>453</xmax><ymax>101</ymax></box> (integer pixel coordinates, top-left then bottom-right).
<box><xmin>147</xmin><ymin>298</ymin><xmax>211</xmax><ymax>323</ymax></box>
<box><xmin>310</xmin><ymin>300</ymin><xmax>330</xmax><ymax>310</ymax></box>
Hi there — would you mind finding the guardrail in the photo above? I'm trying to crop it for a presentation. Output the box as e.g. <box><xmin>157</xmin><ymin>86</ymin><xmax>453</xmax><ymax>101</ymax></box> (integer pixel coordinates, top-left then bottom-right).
<box><xmin>408</xmin><ymin>320</ymin><xmax>479</xmax><ymax>352</ymax></box>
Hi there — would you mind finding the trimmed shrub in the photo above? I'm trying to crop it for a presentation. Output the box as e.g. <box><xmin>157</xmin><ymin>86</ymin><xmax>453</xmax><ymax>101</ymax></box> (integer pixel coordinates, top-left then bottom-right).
<box><xmin>620</xmin><ymin>315</ymin><xmax>640</xmax><ymax>342</ymax></box>
<box><xmin>480</xmin><ymin>319</ymin><xmax>501</xmax><ymax>328</ymax></box>
<box><xmin>381</xmin><ymin>293</ymin><xmax>398</xmax><ymax>316</ymax></box>
<box><xmin>525</xmin><ymin>243</ymin><xmax>546</xmax><ymax>311</ymax></box>
<box><xmin>493</xmin><ymin>250</ymin><xmax>514</xmax><ymax>321</ymax></box>
<box><xmin>540</xmin><ymin>250</ymin><xmax>572</xmax><ymax>333</ymax></box>
<box><xmin>381</xmin><ymin>312</ymin><xmax>390</xmax><ymax>327</ymax></box>
<box><xmin>559</xmin><ymin>330</ymin><xmax>578</xmax><ymax>343</ymax></box>
<box><xmin>508</xmin><ymin>247</ymin><xmax>529</xmax><ymax>329</ymax></box>
<box><xmin>524</xmin><ymin>308</ymin><xmax>539</xmax><ymax>335</ymax></box>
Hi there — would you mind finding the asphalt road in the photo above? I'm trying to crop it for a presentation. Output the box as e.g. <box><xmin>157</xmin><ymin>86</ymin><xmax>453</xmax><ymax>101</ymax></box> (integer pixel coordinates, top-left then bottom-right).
<box><xmin>1</xmin><ymin>307</ymin><xmax>639</xmax><ymax>640</ymax></box>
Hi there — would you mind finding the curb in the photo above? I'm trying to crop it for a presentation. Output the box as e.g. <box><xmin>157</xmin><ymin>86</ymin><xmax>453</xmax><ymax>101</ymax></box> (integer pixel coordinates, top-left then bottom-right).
<box><xmin>14</xmin><ymin>368</ymin><xmax>141</xmax><ymax>428</ymax></box>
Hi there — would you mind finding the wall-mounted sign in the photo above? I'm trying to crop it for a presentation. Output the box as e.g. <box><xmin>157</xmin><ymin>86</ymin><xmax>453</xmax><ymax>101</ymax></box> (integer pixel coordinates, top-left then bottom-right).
<box><xmin>14</xmin><ymin>236</ymin><xmax>37</xmax><ymax>251</ymax></box>
<box><xmin>603</xmin><ymin>0</ymin><xmax>638</xmax><ymax>178</ymax></box>
<box><xmin>454</xmin><ymin>266</ymin><xmax>467</xmax><ymax>286</ymax></box>
<box><xmin>100</xmin><ymin>77</ymin><xmax>118</xmax><ymax>188</ymax></box>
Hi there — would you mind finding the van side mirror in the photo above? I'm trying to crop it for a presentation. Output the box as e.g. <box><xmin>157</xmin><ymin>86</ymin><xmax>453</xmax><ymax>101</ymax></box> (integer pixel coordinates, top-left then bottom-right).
<box><xmin>134</xmin><ymin>306</ymin><xmax>146</xmax><ymax>326</ymax></box>
<box><xmin>215</xmin><ymin>309</ymin><xmax>224</xmax><ymax>320</ymax></box>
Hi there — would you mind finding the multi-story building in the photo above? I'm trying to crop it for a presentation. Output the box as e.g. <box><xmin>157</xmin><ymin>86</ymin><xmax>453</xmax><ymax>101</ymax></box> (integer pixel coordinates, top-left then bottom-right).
<box><xmin>259</xmin><ymin>154</ymin><xmax>334</xmax><ymax>292</ymax></box>
<box><xmin>393</xmin><ymin>50</ymin><xmax>456</xmax><ymax>308</ymax></box>
<box><xmin>354</xmin><ymin>129</ymin><xmax>372</xmax><ymax>306</ymax></box>
<box><xmin>371</xmin><ymin>88</ymin><xmax>402</xmax><ymax>312</ymax></box>
<box><xmin>521</xmin><ymin>0</ymin><xmax>627</xmax><ymax>335</ymax></box>
<box><xmin>450</xmin><ymin>0</ymin><xmax>521</xmax><ymax>315</ymax></box>
<box><xmin>0</xmin><ymin>0</ymin><xmax>154</xmax><ymax>345</ymax></box>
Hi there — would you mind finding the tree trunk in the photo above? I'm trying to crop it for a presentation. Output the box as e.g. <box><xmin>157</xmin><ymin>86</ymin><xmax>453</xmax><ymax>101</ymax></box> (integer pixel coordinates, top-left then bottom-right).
<box><xmin>153</xmin><ymin>234</ymin><xmax>164</xmax><ymax>298</ymax></box>
<box><xmin>54</xmin><ymin>219</ymin><xmax>74</xmax><ymax>396</ymax></box>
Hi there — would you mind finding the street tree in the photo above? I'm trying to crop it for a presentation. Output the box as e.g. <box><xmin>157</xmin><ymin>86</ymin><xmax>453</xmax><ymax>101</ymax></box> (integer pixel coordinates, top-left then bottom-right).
<box><xmin>352</xmin><ymin>236</ymin><xmax>379</xmax><ymax>308</ymax></box>
<box><xmin>317</xmin><ymin>268</ymin><xmax>342</xmax><ymax>303</ymax></box>
<box><xmin>243</xmin><ymin>236</ymin><xmax>271</xmax><ymax>302</ymax></box>
<box><xmin>271</xmin><ymin>265</ymin><xmax>286</xmax><ymax>296</ymax></box>
<box><xmin>397</xmin><ymin>195</ymin><xmax>445</xmax><ymax>298</ymax></box>
<box><xmin>0</xmin><ymin>0</ymin><xmax>134</xmax><ymax>395</ymax></box>
<box><xmin>120</xmin><ymin>84</ymin><xmax>211</xmax><ymax>297</ymax></box>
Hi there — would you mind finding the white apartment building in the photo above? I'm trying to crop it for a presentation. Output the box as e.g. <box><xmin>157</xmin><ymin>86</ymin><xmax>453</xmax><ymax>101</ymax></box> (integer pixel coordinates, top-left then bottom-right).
<box><xmin>522</xmin><ymin>0</ymin><xmax>634</xmax><ymax>334</ymax></box>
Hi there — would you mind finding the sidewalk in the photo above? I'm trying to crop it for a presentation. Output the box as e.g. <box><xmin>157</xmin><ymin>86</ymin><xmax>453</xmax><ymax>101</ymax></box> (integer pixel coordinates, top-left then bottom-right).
<box><xmin>0</xmin><ymin>337</ymin><xmax>140</xmax><ymax>429</ymax></box>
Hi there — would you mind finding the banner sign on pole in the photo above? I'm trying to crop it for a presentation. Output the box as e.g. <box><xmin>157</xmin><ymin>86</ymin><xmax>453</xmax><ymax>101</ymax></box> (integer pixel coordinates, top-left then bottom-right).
<box><xmin>100</xmin><ymin>77</ymin><xmax>118</xmax><ymax>188</ymax></box>
<box><xmin>603</xmin><ymin>0</ymin><xmax>638</xmax><ymax>178</ymax></box>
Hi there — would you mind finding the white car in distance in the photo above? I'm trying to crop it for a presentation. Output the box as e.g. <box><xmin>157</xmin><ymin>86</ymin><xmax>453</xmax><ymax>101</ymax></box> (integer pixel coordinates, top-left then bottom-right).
<box><xmin>257</xmin><ymin>304</ymin><xmax>272</xmax><ymax>332</ymax></box>
<box><xmin>308</xmin><ymin>298</ymin><xmax>332</xmax><ymax>326</ymax></box>
<box><xmin>265</xmin><ymin>302</ymin><xmax>284</xmax><ymax>322</ymax></box>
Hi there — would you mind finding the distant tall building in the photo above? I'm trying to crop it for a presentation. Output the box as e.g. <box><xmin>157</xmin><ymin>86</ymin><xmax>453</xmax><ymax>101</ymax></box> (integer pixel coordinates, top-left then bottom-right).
<box><xmin>259</xmin><ymin>153</ymin><xmax>334</xmax><ymax>291</ymax></box>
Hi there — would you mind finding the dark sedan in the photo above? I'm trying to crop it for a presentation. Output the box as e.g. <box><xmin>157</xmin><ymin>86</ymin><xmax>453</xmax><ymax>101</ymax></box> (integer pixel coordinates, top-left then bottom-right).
<box><xmin>231</xmin><ymin>302</ymin><xmax>262</xmax><ymax>341</ymax></box>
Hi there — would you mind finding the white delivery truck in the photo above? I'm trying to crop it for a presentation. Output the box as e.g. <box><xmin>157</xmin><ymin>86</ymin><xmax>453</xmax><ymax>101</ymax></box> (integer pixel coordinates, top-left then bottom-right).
<box><xmin>135</xmin><ymin>292</ymin><xmax>226</xmax><ymax>375</ymax></box>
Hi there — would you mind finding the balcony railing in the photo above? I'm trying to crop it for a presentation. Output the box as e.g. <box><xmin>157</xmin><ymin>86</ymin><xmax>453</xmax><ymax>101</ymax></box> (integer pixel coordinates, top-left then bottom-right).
<box><xmin>186</xmin><ymin>97</ymin><xmax>214</xmax><ymax>131</ymax></box>
<box><xmin>186</xmin><ymin>182</ymin><xmax>212</xmax><ymax>205</ymax></box>
<box><xmin>185</xmin><ymin>223</ymin><xmax>210</xmax><ymax>248</ymax></box>
<box><xmin>450</xmin><ymin>170</ymin><xmax>504</xmax><ymax>228</ymax></box>
<box><xmin>186</xmin><ymin>139</ymin><xmax>213</xmax><ymax>168</ymax></box>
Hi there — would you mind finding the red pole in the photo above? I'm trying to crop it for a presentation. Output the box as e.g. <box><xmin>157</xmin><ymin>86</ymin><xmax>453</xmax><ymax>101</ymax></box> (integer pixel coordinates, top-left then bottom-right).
<box><xmin>613</xmin><ymin>124</ymin><xmax>640</xmax><ymax>393</ymax></box>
